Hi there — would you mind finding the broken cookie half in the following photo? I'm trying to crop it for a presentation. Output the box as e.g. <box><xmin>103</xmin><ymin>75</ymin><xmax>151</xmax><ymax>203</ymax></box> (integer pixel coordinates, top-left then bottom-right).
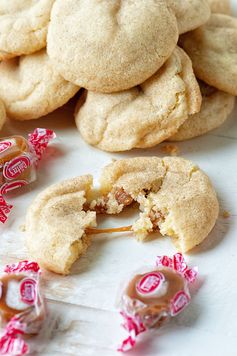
<box><xmin>25</xmin><ymin>175</ymin><xmax>96</xmax><ymax>275</ymax></box>
<box><xmin>25</xmin><ymin>157</ymin><xmax>219</xmax><ymax>275</ymax></box>
<box><xmin>92</xmin><ymin>157</ymin><xmax>219</xmax><ymax>252</ymax></box>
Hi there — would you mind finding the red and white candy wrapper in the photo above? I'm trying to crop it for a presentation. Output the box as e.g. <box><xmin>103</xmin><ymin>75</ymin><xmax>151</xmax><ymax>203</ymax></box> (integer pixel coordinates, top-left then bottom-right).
<box><xmin>0</xmin><ymin>261</ymin><xmax>45</xmax><ymax>356</ymax></box>
<box><xmin>0</xmin><ymin>196</ymin><xmax>13</xmax><ymax>224</ymax></box>
<box><xmin>28</xmin><ymin>128</ymin><xmax>56</xmax><ymax>162</ymax></box>
<box><xmin>0</xmin><ymin>128</ymin><xmax>56</xmax><ymax>224</ymax></box>
<box><xmin>118</xmin><ymin>253</ymin><xmax>198</xmax><ymax>352</ymax></box>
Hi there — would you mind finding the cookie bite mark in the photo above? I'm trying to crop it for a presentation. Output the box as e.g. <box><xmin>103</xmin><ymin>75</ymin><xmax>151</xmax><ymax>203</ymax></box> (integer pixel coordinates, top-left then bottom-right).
<box><xmin>25</xmin><ymin>176</ymin><xmax>96</xmax><ymax>275</ymax></box>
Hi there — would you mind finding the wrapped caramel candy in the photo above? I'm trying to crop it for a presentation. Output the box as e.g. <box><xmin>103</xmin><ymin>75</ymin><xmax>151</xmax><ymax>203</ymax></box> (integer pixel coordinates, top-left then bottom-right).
<box><xmin>0</xmin><ymin>135</ymin><xmax>36</xmax><ymax>193</ymax></box>
<box><xmin>0</xmin><ymin>261</ymin><xmax>45</xmax><ymax>355</ymax></box>
<box><xmin>118</xmin><ymin>253</ymin><xmax>198</xmax><ymax>352</ymax></box>
<box><xmin>0</xmin><ymin>128</ymin><xmax>55</xmax><ymax>223</ymax></box>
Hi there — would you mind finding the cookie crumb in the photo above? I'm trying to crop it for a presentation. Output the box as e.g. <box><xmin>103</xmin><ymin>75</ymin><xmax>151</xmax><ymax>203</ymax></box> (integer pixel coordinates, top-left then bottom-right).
<box><xmin>19</xmin><ymin>224</ymin><xmax>26</xmax><ymax>232</ymax></box>
<box><xmin>161</xmin><ymin>144</ymin><xmax>180</xmax><ymax>156</ymax></box>
<box><xmin>223</xmin><ymin>210</ymin><xmax>230</xmax><ymax>219</ymax></box>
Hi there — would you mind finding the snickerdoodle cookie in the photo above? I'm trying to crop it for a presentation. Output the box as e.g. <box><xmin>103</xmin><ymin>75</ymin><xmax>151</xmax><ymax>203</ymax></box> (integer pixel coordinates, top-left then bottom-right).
<box><xmin>0</xmin><ymin>0</ymin><xmax>55</xmax><ymax>60</ymax></box>
<box><xmin>25</xmin><ymin>157</ymin><xmax>219</xmax><ymax>271</ymax></box>
<box><xmin>75</xmin><ymin>47</ymin><xmax>201</xmax><ymax>152</ymax></box>
<box><xmin>168</xmin><ymin>0</ymin><xmax>211</xmax><ymax>34</ymax></box>
<box><xmin>25</xmin><ymin>176</ymin><xmax>97</xmax><ymax>275</ymax></box>
<box><xmin>169</xmin><ymin>81</ymin><xmax>235</xmax><ymax>141</ymax></box>
<box><xmin>180</xmin><ymin>14</ymin><xmax>237</xmax><ymax>96</ymax></box>
<box><xmin>47</xmin><ymin>0</ymin><xmax>179</xmax><ymax>93</ymax></box>
<box><xmin>0</xmin><ymin>49</ymin><xmax>79</xmax><ymax>120</ymax></box>
<box><xmin>94</xmin><ymin>157</ymin><xmax>219</xmax><ymax>252</ymax></box>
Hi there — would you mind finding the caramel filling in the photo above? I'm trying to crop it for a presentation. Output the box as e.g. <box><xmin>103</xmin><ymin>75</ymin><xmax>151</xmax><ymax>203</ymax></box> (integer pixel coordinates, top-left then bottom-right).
<box><xmin>91</xmin><ymin>187</ymin><xmax>134</xmax><ymax>214</ymax></box>
<box><xmin>114</xmin><ymin>187</ymin><xmax>133</xmax><ymax>206</ymax></box>
<box><xmin>148</xmin><ymin>208</ymin><xmax>165</xmax><ymax>230</ymax></box>
<box><xmin>87</xmin><ymin>188</ymin><xmax>165</xmax><ymax>237</ymax></box>
<box><xmin>91</xmin><ymin>196</ymin><xmax>109</xmax><ymax>214</ymax></box>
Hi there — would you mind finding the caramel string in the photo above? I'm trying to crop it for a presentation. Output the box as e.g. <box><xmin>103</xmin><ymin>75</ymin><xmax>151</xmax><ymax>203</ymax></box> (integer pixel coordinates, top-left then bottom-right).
<box><xmin>86</xmin><ymin>225</ymin><xmax>132</xmax><ymax>235</ymax></box>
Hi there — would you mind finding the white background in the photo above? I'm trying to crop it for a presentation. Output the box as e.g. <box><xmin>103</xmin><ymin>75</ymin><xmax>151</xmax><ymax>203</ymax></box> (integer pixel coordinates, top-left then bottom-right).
<box><xmin>1</xmin><ymin>2</ymin><xmax>237</xmax><ymax>355</ymax></box>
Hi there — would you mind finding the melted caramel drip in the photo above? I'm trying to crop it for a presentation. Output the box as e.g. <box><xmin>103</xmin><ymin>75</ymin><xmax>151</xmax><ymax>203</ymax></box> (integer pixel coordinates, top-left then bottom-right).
<box><xmin>86</xmin><ymin>225</ymin><xmax>132</xmax><ymax>235</ymax></box>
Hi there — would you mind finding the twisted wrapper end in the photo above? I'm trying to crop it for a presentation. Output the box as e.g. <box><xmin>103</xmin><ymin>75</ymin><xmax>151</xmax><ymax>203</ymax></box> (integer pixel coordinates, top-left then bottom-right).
<box><xmin>28</xmin><ymin>128</ymin><xmax>56</xmax><ymax>161</ymax></box>
<box><xmin>0</xmin><ymin>195</ymin><xmax>13</xmax><ymax>224</ymax></box>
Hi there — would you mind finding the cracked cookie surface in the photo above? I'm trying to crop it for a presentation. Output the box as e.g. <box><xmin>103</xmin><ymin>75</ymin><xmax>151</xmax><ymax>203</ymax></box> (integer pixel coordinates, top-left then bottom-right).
<box><xmin>25</xmin><ymin>176</ymin><xmax>97</xmax><ymax>275</ymax></box>
<box><xmin>0</xmin><ymin>49</ymin><xmax>79</xmax><ymax>120</ymax></box>
<box><xmin>25</xmin><ymin>157</ymin><xmax>219</xmax><ymax>272</ymax></box>
<box><xmin>169</xmin><ymin>81</ymin><xmax>235</xmax><ymax>141</ymax></box>
<box><xmin>75</xmin><ymin>47</ymin><xmax>201</xmax><ymax>152</ymax></box>
<box><xmin>180</xmin><ymin>14</ymin><xmax>237</xmax><ymax>96</ymax></box>
<box><xmin>97</xmin><ymin>156</ymin><xmax>219</xmax><ymax>252</ymax></box>
<box><xmin>0</xmin><ymin>0</ymin><xmax>55</xmax><ymax>60</ymax></box>
<box><xmin>168</xmin><ymin>0</ymin><xmax>211</xmax><ymax>34</ymax></box>
<box><xmin>47</xmin><ymin>0</ymin><xmax>178</xmax><ymax>93</ymax></box>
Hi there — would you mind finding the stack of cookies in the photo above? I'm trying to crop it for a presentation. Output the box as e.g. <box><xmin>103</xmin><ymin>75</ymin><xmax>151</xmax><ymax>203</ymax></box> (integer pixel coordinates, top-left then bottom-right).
<box><xmin>0</xmin><ymin>0</ymin><xmax>236</xmax><ymax>153</ymax></box>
